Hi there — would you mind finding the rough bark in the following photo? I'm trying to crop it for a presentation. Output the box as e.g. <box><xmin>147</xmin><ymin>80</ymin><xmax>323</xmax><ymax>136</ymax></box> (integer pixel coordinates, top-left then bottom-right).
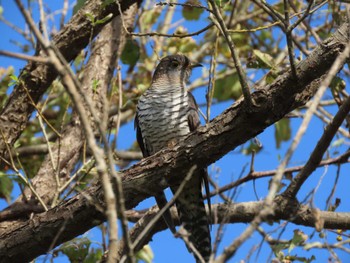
<box><xmin>116</xmin><ymin>200</ymin><xmax>350</xmax><ymax>258</ymax></box>
<box><xmin>1</xmin><ymin>186</ymin><xmax>349</xmax><ymax>263</ymax></box>
<box><xmin>0</xmin><ymin>21</ymin><xmax>349</xmax><ymax>263</ymax></box>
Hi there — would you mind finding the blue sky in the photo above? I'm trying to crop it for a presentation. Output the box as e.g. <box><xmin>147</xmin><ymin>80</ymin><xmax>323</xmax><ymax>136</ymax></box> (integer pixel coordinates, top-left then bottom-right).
<box><xmin>1</xmin><ymin>1</ymin><xmax>350</xmax><ymax>262</ymax></box>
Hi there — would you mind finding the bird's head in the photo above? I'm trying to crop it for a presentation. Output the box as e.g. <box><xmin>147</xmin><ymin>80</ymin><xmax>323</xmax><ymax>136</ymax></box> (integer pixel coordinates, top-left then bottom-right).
<box><xmin>151</xmin><ymin>54</ymin><xmax>202</xmax><ymax>88</ymax></box>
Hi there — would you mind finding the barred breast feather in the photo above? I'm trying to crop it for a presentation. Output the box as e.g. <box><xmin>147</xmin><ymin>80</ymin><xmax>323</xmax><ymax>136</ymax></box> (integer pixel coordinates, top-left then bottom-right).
<box><xmin>136</xmin><ymin>87</ymin><xmax>190</xmax><ymax>155</ymax></box>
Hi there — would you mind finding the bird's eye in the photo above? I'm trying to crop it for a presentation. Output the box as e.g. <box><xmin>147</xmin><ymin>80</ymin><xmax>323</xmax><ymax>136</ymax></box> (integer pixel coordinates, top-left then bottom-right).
<box><xmin>171</xmin><ymin>61</ymin><xmax>179</xmax><ymax>68</ymax></box>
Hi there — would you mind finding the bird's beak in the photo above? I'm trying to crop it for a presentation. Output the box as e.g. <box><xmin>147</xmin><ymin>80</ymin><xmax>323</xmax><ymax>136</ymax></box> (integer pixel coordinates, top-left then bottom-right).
<box><xmin>190</xmin><ymin>63</ymin><xmax>203</xmax><ymax>69</ymax></box>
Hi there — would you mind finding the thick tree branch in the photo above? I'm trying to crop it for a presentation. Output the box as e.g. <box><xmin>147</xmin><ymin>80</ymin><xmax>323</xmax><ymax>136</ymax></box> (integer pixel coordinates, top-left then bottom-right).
<box><xmin>1</xmin><ymin>187</ymin><xmax>349</xmax><ymax>263</ymax></box>
<box><xmin>117</xmin><ymin>200</ymin><xmax>350</xmax><ymax>258</ymax></box>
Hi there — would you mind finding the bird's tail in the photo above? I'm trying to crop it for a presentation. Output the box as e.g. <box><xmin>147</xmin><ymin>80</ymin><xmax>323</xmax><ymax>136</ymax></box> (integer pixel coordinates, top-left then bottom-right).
<box><xmin>171</xmin><ymin>169</ymin><xmax>211</xmax><ymax>262</ymax></box>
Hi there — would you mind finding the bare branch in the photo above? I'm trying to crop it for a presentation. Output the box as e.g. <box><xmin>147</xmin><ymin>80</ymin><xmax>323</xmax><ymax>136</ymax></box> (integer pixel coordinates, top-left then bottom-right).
<box><xmin>0</xmin><ymin>50</ymin><xmax>50</xmax><ymax>63</ymax></box>
<box><xmin>208</xmin><ymin>0</ymin><xmax>252</xmax><ymax>106</ymax></box>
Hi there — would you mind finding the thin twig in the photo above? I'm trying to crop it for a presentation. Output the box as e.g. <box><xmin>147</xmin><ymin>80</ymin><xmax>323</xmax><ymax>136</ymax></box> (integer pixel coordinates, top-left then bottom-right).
<box><xmin>58</xmin><ymin>158</ymin><xmax>95</xmax><ymax>195</ymax></box>
<box><xmin>0</xmin><ymin>128</ymin><xmax>48</xmax><ymax>211</ymax></box>
<box><xmin>37</xmin><ymin>0</ymin><xmax>49</xmax><ymax>41</ymax></box>
<box><xmin>60</xmin><ymin>0</ymin><xmax>69</xmax><ymax>29</ymax></box>
<box><xmin>130</xmin><ymin>23</ymin><xmax>214</xmax><ymax>38</ymax></box>
<box><xmin>288</xmin><ymin>0</ymin><xmax>314</xmax><ymax>32</ymax></box>
<box><xmin>325</xmin><ymin>164</ymin><xmax>340</xmax><ymax>211</ymax></box>
<box><xmin>156</xmin><ymin>1</ymin><xmax>212</xmax><ymax>13</ymax></box>
<box><xmin>206</xmin><ymin>32</ymin><xmax>219</xmax><ymax>123</ymax></box>
<box><xmin>22</xmin><ymin>79</ymin><xmax>62</xmax><ymax>137</ymax></box>
<box><xmin>315</xmin><ymin>107</ymin><xmax>350</xmax><ymax>138</ymax></box>
<box><xmin>227</xmin><ymin>2</ymin><xmax>315</xmax><ymax>34</ymax></box>
<box><xmin>0</xmin><ymin>16</ymin><xmax>35</xmax><ymax>45</ymax></box>
<box><xmin>0</xmin><ymin>50</ymin><xmax>50</xmax><ymax>63</ymax></box>
<box><xmin>111</xmin><ymin>65</ymin><xmax>123</xmax><ymax>150</ymax></box>
<box><xmin>259</xmin><ymin>1</ymin><xmax>285</xmax><ymax>23</ymax></box>
<box><xmin>251</xmin><ymin>0</ymin><xmax>327</xmax><ymax>57</ymax></box>
<box><xmin>37</xmin><ymin>116</ymin><xmax>59</xmax><ymax>190</ymax></box>
<box><xmin>213</xmin><ymin>205</ymin><xmax>269</xmax><ymax>263</ymax></box>
<box><xmin>208</xmin><ymin>0</ymin><xmax>252</xmax><ymax>107</ymax></box>
<box><xmin>283</xmin><ymin>0</ymin><xmax>297</xmax><ymax>79</ymax></box>
<box><xmin>208</xmin><ymin>177</ymin><xmax>230</xmax><ymax>203</ymax></box>
<box><xmin>287</xmin><ymin>100</ymin><xmax>350</xmax><ymax>199</ymax></box>
<box><xmin>208</xmin><ymin>149</ymin><xmax>350</xmax><ymax>198</ymax></box>
<box><xmin>283</xmin><ymin>42</ymin><xmax>350</xmax><ymax>198</ymax></box>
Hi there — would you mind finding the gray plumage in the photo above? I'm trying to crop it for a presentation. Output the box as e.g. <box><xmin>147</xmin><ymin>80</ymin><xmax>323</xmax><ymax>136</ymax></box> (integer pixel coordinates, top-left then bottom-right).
<box><xmin>135</xmin><ymin>54</ymin><xmax>211</xmax><ymax>262</ymax></box>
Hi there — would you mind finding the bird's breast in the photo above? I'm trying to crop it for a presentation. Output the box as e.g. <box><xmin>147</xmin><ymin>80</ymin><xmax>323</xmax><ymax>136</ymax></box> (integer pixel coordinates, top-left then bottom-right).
<box><xmin>137</xmin><ymin>88</ymin><xmax>190</xmax><ymax>155</ymax></box>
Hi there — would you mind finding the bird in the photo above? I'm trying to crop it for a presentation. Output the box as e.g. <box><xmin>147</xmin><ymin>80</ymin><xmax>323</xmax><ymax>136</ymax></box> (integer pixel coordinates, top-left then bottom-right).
<box><xmin>135</xmin><ymin>54</ymin><xmax>212</xmax><ymax>262</ymax></box>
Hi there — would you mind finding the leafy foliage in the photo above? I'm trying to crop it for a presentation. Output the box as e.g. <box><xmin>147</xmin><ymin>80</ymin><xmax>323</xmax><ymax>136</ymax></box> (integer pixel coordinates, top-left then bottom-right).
<box><xmin>57</xmin><ymin>237</ymin><xmax>103</xmax><ymax>263</ymax></box>
<box><xmin>274</xmin><ymin>118</ymin><xmax>291</xmax><ymax>149</ymax></box>
<box><xmin>213</xmin><ymin>71</ymin><xmax>242</xmax><ymax>101</ymax></box>
<box><xmin>182</xmin><ymin>0</ymin><xmax>204</xmax><ymax>21</ymax></box>
<box><xmin>0</xmin><ymin>172</ymin><xmax>13</xmax><ymax>203</ymax></box>
<box><xmin>121</xmin><ymin>39</ymin><xmax>140</xmax><ymax>67</ymax></box>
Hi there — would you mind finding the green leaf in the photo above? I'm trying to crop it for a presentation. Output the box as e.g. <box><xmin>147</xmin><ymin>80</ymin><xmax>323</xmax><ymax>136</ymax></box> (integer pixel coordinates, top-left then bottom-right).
<box><xmin>13</xmin><ymin>140</ymin><xmax>21</xmax><ymax>149</ymax></box>
<box><xmin>9</xmin><ymin>74</ymin><xmax>18</xmax><ymax>82</ymax></box>
<box><xmin>137</xmin><ymin>83</ymin><xmax>147</xmax><ymax>93</ymax></box>
<box><xmin>289</xmin><ymin>229</ymin><xmax>308</xmax><ymax>253</ymax></box>
<box><xmin>92</xmin><ymin>79</ymin><xmax>100</xmax><ymax>93</ymax></box>
<box><xmin>84</xmin><ymin>248</ymin><xmax>103</xmax><ymax>263</ymax></box>
<box><xmin>167</xmin><ymin>28</ymin><xmax>199</xmax><ymax>54</ymax></box>
<box><xmin>331</xmin><ymin>138</ymin><xmax>345</xmax><ymax>148</ymax></box>
<box><xmin>102</xmin><ymin>0</ymin><xmax>115</xmax><ymax>9</ymax></box>
<box><xmin>73</xmin><ymin>0</ymin><xmax>87</xmax><ymax>15</ymax></box>
<box><xmin>272</xmin><ymin>243</ymin><xmax>288</xmax><ymax>259</ymax></box>
<box><xmin>274</xmin><ymin>118</ymin><xmax>291</xmax><ymax>148</ymax></box>
<box><xmin>121</xmin><ymin>39</ymin><xmax>140</xmax><ymax>67</ymax></box>
<box><xmin>214</xmin><ymin>0</ymin><xmax>230</xmax><ymax>7</ymax></box>
<box><xmin>0</xmin><ymin>172</ymin><xmax>13</xmax><ymax>203</ymax></box>
<box><xmin>251</xmin><ymin>49</ymin><xmax>275</xmax><ymax>69</ymax></box>
<box><xmin>182</xmin><ymin>0</ymin><xmax>204</xmax><ymax>21</ymax></box>
<box><xmin>94</xmin><ymin>13</ymin><xmax>113</xmax><ymax>25</ymax></box>
<box><xmin>242</xmin><ymin>141</ymin><xmax>262</xmax><ymax>155</ymax></box>
<box><xmin>59</xmin><ymin>237</ymin><xmax>91</xmax><ymax>263</ymax></box>
<box><xmin>136</xmin><ymin>245</ymin><xmax>154</xmax><ymax>263</ymax></box>
<box><xmin>330</xmin><ymin>76</ymin><xmax>346</xmax><ymax>93</ymax></box>
<box><xmin>265</xmin><ymin>70</ymin><xmax>278</xmax><ymax>84</ymax></box>
<box><xmin>85</xmin><ymin>13</ymin><xmax>95</xmax><ymax>24</ymax></box>
<box><xmin>304</xmin><ymin>241</ymin><xmax>322</xmax><ymax>250</ymax></box>
<box><xmin>179</xmin><ymin>38</ymin><xmax>198</xmax><ymax>53</ymax></box>
<box><xmin>213</xmin><ymin>72</ymin><xmax>242</xmax><ymax>101</ymax></box>
<box><xmin>141</xmin><ymin>9</ymin><xmax>161</xmax><ymax>26</ymax></box>
<box><xmin>73</xmin><ymin>51</ymin><xmax>85</xmax><ymax>70</ymax></box>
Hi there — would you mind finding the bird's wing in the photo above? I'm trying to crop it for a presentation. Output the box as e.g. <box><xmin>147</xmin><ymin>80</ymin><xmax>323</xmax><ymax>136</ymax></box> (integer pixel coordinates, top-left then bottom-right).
<box><xmin>134</xmin><ymin>112</ymin><xmax>149</xmax><ymax>157</ymax></box>
<box><xmin>187</xmin><ymin>91</ymin><xmax>211</xmax><ymax>221</ymax></box>
<box><xmin>187</xmin><ymin>92</ymin><xmax>201</xmax><ymax>131</ymax></box>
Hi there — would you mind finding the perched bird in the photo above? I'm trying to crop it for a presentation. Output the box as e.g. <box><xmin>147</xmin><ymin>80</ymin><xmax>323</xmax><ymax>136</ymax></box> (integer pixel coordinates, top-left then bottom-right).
<box><xmin>135</xmin><ymin>54</ymin><xmax>211</xmax><ymax>262</ymax></box>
